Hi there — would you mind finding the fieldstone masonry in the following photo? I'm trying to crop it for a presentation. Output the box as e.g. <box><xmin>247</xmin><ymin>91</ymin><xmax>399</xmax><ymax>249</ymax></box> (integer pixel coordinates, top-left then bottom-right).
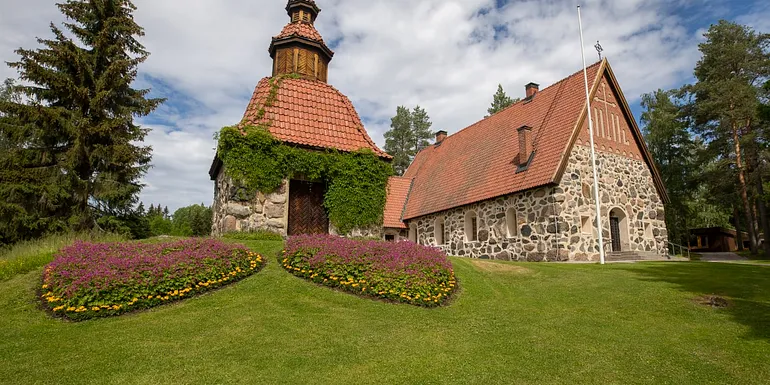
<box><xmin>212</xmin><ymin>170</ymin><xmax>384</xmax><ymax>238</ymax></box>
<box><xmin>211</xmin><ymin>170</ymin><xmax>290</xmax><ymax>236</ymax></box>
<box><xmin>409</xmin><ymin>145</ymin><xmax>668</xmax><ymax>261</ymax></box>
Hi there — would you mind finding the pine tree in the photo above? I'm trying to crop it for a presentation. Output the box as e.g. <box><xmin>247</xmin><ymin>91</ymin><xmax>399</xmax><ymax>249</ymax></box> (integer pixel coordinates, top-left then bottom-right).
<box><xmin>384</xmin><ymin>106</ymin><xmax>414</xmax><ymax>176</ymax></box>
<box><xmin>411</xmin><ymin>105</ymin><xmax>433</xmax><ymax>152</ymax></box>
<box><xmin>0</xmin><ymin>0</ymin><xmax>163</xmax><ymax>236</ymax></box>
<box><xmin>641</xmin><ymin>89</ymin><xmax>698</xmax><ymax>245</ymax></box>
<box><xmin>486</xmin><ymin>84</ymin><xmax>518</xmax><ymax>117</ymax></box>
<box><xmin>690</xmin><ymin>20</ymin><xmax>770</xmax><ymax>255</ymax></box>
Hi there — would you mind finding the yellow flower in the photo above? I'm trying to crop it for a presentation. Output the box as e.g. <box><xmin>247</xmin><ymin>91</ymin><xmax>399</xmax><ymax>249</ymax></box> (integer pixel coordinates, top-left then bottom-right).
<box><xmin>92</xmin><ymin>307</ymin><xmax>100</xmax><ymax>311</ymax></box>
<box><xmin>41</xmin><ymin>284</ymin><xmax>48</xmax><ymax>289</ymax></box>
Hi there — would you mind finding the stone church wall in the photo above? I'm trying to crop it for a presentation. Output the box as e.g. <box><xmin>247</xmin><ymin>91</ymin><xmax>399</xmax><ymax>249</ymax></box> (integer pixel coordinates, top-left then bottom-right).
<box><xmin>211</xmin><ymin>169</ymin><xmax>385</xmax><ymax>239</ymax></box>
<box><xmin>409</xmin><ymin>145</ymin><xmax>668</xmax><ymax>261</ymax></box>
<box><xmin>211</xmin><ymin>170</ymin><xmax>289</xmax><ymax>237</ymax></box>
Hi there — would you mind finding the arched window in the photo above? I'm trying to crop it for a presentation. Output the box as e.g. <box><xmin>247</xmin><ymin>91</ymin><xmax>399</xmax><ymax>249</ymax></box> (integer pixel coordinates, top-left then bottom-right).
<box><xmin>409</xmin><ymin>223</ymin><xmax>417</xmax><ymax>243</ymax></box>
<box><xmin>435</xmin><ymin>217</ymin><xmax>445</xmax><ymax>245</ymax></box>
<box><xmin>464</xmin><ymin>211</ymin><xmax>478</xmax><ymax>242</ymax></box>
<box><xmin>506</xmin><ymin>208</ymin><xmax>517</xmax><ymax>237</ymax></box>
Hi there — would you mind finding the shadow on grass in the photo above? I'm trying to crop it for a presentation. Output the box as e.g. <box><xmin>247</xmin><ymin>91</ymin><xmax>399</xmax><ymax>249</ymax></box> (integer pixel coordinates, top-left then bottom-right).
<box><xmin>619</xmin><ymin>262</ymin><xmax>770</xmax><ymax>341</ymax></box>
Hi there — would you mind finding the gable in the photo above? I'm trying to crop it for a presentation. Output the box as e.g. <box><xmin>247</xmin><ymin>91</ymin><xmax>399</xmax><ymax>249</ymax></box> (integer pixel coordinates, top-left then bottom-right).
<box><xmin>578</xmin><ymin>74</ymin><xmax>643</xmax><ymax>161</ymax></box>
<box><xmin>555</xmin><ymin>61</ymin><xmax>669</xmax><ymax>204</ymax></box>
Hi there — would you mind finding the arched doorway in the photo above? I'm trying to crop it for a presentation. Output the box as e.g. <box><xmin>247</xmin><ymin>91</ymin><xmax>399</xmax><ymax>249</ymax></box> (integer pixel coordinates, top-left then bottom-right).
<box><xmin>609</xmin><ymin>208</ymin><xmax>628</xmax><ymax>252</ymax></box>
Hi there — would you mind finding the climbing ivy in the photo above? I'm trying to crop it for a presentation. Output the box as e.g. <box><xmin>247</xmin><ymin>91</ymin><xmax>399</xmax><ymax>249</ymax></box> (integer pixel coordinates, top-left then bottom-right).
<box><xmin>217</xmin><ymin>85</ymin><xmax>393</xmax><ymax>233</ymax></box>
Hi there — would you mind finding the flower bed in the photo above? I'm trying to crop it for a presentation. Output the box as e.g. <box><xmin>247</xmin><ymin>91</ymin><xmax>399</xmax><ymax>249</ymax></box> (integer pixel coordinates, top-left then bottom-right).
<box><xmin>41</xmin><ymin>239</ymin><xmax>265</xmax><ymax>320</ymax></box>
<box><xmin>281</xmin><ymin>235</ymin><xmax>456</xmax><ymax>307</ymax></box>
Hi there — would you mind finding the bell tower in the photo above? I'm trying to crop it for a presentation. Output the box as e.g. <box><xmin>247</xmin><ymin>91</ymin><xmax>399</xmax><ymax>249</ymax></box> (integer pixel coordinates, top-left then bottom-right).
<box><xmin>269</xmin><ymin>0</ymin><xmax>334</xmax><ymax>82</ymax></box>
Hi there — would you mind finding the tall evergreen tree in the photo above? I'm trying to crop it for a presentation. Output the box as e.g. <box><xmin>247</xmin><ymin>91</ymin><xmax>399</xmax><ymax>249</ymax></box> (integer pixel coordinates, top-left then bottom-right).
<box><xmin>411</xmin><ymin>105</ymin><xmax>433</xmax><ymax>151</ymax></box>
<box><xmin>0</xmin><ymin>0</ymin><xmax>163</xmax><ymax>237</ymax></box>
<box><xmin>641</xmin><ymin>89</ymin><xmax>697</xmax><ymax>245</ymax></box>
<box><xmin>384</xmin><ymin>106</ymin><xmax>414</xmax><ymax>176</ymax></box>
<box><xmin>689</xmin><ymin>20</ymin><xmax>770</xmax><ymax>255</ymax></box>
<box><xmin>486</xmin><ymin>84</ymin><xmax>518</xmax><ymax>117</ymax></box>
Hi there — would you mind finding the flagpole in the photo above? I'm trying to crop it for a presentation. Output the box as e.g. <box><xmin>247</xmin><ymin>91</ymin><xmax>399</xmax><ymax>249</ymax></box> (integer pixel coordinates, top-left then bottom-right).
<box><xmin>578</xmin><ymin>5</ymin><xmax>605</xmax><ymax>265</ymax></box>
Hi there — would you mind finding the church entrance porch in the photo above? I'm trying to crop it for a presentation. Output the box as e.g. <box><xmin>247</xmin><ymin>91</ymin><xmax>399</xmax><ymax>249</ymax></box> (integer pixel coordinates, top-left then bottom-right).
<box><xmin>288</xmin><ymin>180</ymin><xmax>329</xmax><ymax>235</ymax></box>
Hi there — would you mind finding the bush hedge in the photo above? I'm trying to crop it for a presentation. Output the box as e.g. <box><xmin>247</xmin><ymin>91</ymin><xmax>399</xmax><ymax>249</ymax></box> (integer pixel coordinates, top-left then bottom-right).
<box><xmin>281</xmin><ymin>235</ymin><xmax>456</xmax><ymax>307</ymax></box>
<box><xmin>41</xmin><ymin>239</ymin><xmax>265</xmax><ymax>320</ymax></box>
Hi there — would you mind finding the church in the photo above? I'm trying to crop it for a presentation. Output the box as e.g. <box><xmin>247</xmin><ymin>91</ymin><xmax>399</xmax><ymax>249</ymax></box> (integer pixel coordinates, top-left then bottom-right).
<box><xmin>210</xmin><ymin>0</ymin><xmax>670</xmax><ymax>262</ymax></box>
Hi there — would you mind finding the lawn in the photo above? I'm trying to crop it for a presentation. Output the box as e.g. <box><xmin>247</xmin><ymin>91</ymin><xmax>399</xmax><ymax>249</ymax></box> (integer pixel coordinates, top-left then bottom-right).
<box><xmin>1</xmin><ymin>239</ymin><xmax>769</xmax><ymax>384</ymax></box>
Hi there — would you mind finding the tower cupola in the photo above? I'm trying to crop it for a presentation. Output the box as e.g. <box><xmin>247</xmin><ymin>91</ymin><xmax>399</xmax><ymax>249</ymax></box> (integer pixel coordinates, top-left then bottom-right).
<box><xmin>269</xmin><ymin>0</ymin><xmax>333</xmax><ymax>82</ymax></box>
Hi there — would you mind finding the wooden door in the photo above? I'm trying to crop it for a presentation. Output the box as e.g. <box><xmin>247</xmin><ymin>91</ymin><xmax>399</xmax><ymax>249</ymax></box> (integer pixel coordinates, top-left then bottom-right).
<box><xmin>288</xmin><ymin>180</ymin><xmax>329</xmax><ymax>236</ymax></box>
<box><xmin>610</xmin><ymin>217</ymin><xmax>621</xmax><ymax>252</ymax></box>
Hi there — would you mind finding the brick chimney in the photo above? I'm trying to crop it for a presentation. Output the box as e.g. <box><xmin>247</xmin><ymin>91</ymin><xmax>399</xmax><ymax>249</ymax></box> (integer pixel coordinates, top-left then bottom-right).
<box><xmin>517</xmin><ymin>125</ymin><xmax>533</xmax><ymax>166</ymax></box>
<box><xmin>525</xmin><ymin>82</ymin><xmax>539</xmax><ymax>99</ymax></box>
<box><xmin>435</xmin><ymin>130</ymin><xmax>447</xmax><ymax>144</ymax></box>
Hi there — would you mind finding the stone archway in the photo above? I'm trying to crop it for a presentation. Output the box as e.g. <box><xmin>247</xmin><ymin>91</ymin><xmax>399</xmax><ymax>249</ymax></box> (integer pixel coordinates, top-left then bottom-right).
<box><xmin>609</xmin><ymin>207</ymin><xmax>629</xmax><ymax>252</ymax></box>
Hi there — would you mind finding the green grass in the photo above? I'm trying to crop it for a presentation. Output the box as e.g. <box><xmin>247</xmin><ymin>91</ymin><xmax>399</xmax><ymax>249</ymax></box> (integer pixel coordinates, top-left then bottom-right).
<box><xmin>736</xmin><ymin>250</ymin><xmax>770</xmax><ymax>260</ymax></box>
<box><xmin>0</xmin><ymin>232</ymin><xmax>127</xmax><ymax>281</ymax></box>
<box><xmin>1</xmin><ymin>240</ymin><xmax>769</xmax><ymax>384</ymax></box>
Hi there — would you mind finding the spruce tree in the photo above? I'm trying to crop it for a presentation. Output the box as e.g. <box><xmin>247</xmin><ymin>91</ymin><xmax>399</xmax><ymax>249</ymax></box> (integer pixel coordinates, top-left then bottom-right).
<box><xmin>486</xmin><ymin>84</ymin><xmax>518</xmax><ymax>117</ymax></box>
<box><xmin>0</xmin><ymin>0</ymin><xmax>163</xmax><ymax>236</ymax></box>
<box><xmin>411</xmin><ymin>105</ymin><xmax>433</xmax><ymax>151</ymax></box>
<box><xmin>384</xmin><ymin>106</ymin><xmax>414</xmax><ymax>176</ymax></box>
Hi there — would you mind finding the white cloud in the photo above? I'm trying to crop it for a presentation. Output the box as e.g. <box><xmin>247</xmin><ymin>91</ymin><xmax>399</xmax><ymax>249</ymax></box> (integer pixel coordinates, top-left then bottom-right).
<box><xmin>0</xmin><ymin>0</ymin><xmax>767</xmax><ymax>211</ymax></box>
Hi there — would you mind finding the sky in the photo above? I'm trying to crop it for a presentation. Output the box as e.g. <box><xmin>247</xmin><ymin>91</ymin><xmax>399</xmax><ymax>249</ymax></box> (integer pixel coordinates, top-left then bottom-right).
<box><xmin>0</xmin><ymin>0</ymin><xmax>768</xmax><ymax>212</ymax></box>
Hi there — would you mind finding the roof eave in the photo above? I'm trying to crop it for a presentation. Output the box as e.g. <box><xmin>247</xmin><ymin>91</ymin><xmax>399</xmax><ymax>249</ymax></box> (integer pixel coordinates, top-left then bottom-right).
<box><xmin>269</xmin><ymin>36</ymin><xmax>334</xmax><ymax>60</ymax></box>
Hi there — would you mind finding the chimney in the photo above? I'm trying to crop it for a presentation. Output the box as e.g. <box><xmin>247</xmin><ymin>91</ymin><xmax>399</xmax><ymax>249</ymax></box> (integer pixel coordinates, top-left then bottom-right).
<box><xmin>517</xmin><ymin>125</ymin><xmax>533</xmax><ymax>166</ymax></box>
<box><xmin>525</xmin><ymin>82</ymin><xmax>539</xmax><ymax>99</ymax></box>
<box><xmin>435</xmin><ymin>130</ymin><xmax>447</xmax><ymax>144</ymax></box>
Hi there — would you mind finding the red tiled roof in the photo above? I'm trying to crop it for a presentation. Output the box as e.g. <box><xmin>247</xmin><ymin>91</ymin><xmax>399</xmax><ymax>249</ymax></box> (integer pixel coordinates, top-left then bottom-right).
<box><xmin>273</xmin><ymin>23</ymin><xmax>333</xmax><ymax>55</ymax></box>
<box><xmin>402</xmin><ymin>61</ymin><xmax>605</xmax><ymax>220</ymax></box>
<box><xmin>400</xmin><ymin>59</ymin><xmax>668</xmax><ymax>220</ymax></box>
<box><xmin>383</xmin><ymin>176</ymin><xmax>412</xmax><ymax>229</ymax></box>
<box><xmin>242</xmin><ymin>77</ymin><xmax>390</xmax><ymax>158</ymax></box>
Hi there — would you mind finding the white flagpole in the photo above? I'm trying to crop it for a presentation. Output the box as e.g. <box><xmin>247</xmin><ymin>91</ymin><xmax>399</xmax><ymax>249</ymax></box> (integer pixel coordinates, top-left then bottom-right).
<box><xmin>578</xmin><ymin>5</ymin><xmax>605</xmax><ymax>265</ymax></box>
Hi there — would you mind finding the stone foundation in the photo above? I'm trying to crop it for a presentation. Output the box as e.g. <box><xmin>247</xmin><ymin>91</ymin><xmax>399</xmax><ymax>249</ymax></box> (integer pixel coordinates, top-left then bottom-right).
<box><xmin>408</xmin><ymin>145</ymin><xmax>668</xmax><ymax>261</ymax></box>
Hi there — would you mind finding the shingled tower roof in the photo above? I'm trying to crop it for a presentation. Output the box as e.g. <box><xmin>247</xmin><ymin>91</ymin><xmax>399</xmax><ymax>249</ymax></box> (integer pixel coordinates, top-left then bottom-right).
<box><xmin>210</xmin><ymin>0</ymin><xmax>389</xmax><ymax>180</ymax></box>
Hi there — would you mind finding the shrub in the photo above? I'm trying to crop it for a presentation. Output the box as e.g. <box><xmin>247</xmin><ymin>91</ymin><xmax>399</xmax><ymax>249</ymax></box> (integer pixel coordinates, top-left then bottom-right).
<box><xmin>222</xmin><ymin>230</ymin><xmax>284</xmax><ymax>242</ymax></box>
<box><xmin>281</xmin><ymin>235</ymin><xmax>456</xmax><ymax>307</ymax></box>
<box><xmin>41</xmin><ymin>239</ymin><xmax>265</xmax><ymax>320</ymax></box>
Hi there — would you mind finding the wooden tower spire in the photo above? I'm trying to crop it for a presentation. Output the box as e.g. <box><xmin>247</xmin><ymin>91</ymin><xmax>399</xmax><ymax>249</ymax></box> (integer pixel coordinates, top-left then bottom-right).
<box><xmin>269</xmin><ymin>0</ymin><xmax>333</xmax><ymax>82</ymax></box>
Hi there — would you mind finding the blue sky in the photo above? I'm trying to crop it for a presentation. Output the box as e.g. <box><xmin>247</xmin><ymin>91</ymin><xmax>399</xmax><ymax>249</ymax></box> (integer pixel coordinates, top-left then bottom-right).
<box><xmin>1</xmin><ymin>0</ymin><xmax>768</xmax><ymax>212</ymax></box>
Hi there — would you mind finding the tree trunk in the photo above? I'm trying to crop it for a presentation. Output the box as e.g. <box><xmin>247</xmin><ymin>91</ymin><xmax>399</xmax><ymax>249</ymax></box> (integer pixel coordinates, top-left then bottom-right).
<box><xmin>757</xmin><ymin>174</ymin><xmax>770</xmax><ymax>258</ymax></box>
<box><xmin>734</xmin><ymin>205</ymin><xmax>744</xmax><ymax>251</ymax></box>
<box><xmin>732</xmin><ymin>123</ymin><xmax>758</xmax><ymax>254</ymax></box>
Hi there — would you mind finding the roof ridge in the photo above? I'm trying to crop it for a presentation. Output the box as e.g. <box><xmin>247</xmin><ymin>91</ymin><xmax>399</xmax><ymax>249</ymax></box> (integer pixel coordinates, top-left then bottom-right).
<box><xmin>431</xmin><ymin>60</ymin><xmax>604</xmax><ymax>147</ymax></box>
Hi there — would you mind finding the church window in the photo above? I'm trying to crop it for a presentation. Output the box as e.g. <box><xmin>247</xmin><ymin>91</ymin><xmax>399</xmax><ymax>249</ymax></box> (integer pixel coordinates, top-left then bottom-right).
<box><xmin>465</xmin><ymin>211</ymin><xmax>478</xmax><ymax>242</ymax></box>
<box><xmin>644</xmin><ymin>223</ymin><xmax>653</xmax><ymax>239</ymax></box>
<box><xmin>506</xmin><ymin>208</ymin><xmax>517</xmax><ymax>237</ymax></box>
<box><xmin>435</xmin><ymin>217</ymin><xmax>445</xmax><ymax>245</ymax></box>
<box><xmin>409</xmin><ymin>223</ymin><xmax>418</xmax><ymax>243</ymax></box>
<box><xmin>581</xmin><ymin>216</ymin><xmax>592</xmax><ymax>235</ymax></box>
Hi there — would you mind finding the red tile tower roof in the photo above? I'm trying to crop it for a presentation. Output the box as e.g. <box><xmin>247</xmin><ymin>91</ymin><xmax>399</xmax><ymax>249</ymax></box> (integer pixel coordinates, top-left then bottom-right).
<box><xmin>383</xmin><ymin>177</ymin><xmax>413</xmax><ymax>229</ymax></box>
<box><xmin>242</xmin><ymin>77</ymin><xmax>389</xmax><ymax>157</ymax></box>
<box><xmin>399</xmin><ymin>59</ymin><xmax>668</xmax><ymax>220</ymax></box>
<box><xmin>209</xmin><ymin>0</ymin><xmax>390</xmax><ymax>180</ymax></box>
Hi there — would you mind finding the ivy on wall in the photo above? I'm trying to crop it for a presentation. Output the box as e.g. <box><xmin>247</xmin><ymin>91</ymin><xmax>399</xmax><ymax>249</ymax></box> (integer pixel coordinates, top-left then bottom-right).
<box><xmin>216</xmin><ymin>75</ymin><xmax>393</xmax><ymax>233</ymax></box>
